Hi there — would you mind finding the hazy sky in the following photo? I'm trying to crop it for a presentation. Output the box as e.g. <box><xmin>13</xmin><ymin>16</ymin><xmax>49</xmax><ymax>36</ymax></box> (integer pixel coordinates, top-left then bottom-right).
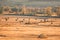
<box><xmin>0</xmin><ymin>0</ymin><xmax>60</xmax><ymax>7</ymax></box>
<box><xmin>9</xmin><ymin>0</ymin><xmax>60</xmax><ymax>2</ymax></box>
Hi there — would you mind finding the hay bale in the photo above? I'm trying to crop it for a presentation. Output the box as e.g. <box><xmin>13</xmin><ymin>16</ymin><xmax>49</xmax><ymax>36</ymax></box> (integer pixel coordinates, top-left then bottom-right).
<box><xmin>38</xmin><ymin>34</ymin><xmax>48</xmax><ymax>38</ymax></box>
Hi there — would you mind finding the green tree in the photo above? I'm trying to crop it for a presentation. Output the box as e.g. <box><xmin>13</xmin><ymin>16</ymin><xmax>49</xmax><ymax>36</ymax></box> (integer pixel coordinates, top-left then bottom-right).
<box><xmin>0</xmin><ymin>7</ymin><xmax>3</xmax><ymax>14</ymax></box>
<box><xmin>4</xmin><ymin>8</ymin><xmax>9</xmax><ymax>11</ymax></box>
<box><xmin>11</xmin><ymin>7</ymin><xmax>18</xmax><ymax>14</ymax></box>
<box><xmin>11</xmin><ymin>7</ymin><xmax>18</xmax><ymax>12</ymax></box>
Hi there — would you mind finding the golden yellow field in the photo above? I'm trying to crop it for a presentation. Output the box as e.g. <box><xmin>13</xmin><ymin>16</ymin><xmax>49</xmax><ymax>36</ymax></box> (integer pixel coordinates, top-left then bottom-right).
<box><xmin>0</xmin><ymin>18</ymin><xmax>60</xmax><ymax>40</ymax></box>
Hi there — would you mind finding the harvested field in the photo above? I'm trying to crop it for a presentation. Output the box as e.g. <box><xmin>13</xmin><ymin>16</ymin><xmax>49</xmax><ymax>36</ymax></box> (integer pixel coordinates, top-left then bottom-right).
<box><xmin>0</xmin><ymin>17</ymin><xmax>60</xmax><ymax>40</ymax></box>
